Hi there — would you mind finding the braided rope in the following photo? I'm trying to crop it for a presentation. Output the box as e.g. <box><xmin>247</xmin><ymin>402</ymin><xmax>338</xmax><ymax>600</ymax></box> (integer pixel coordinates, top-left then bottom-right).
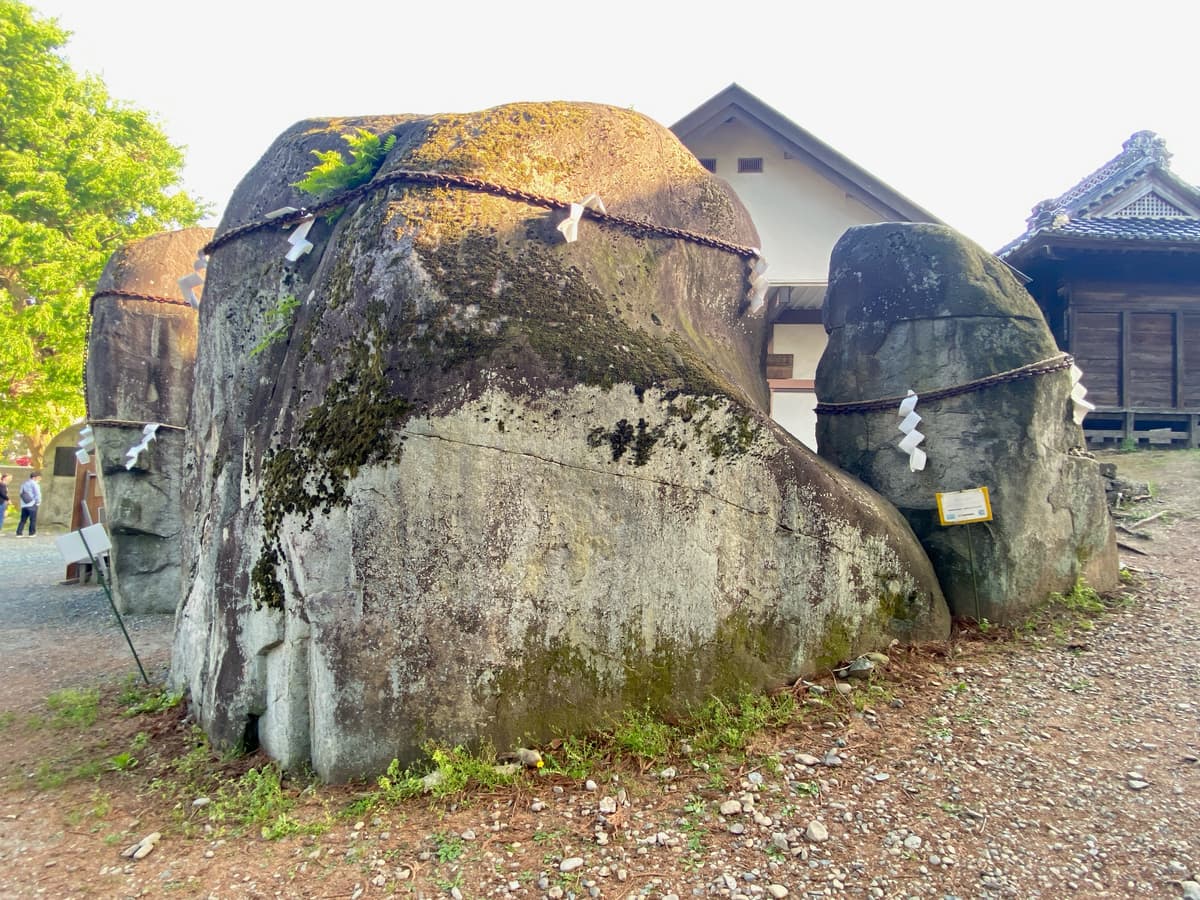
<box><xmin>201</xmin><ymin>168</ymin><xmax>761</xmax><ymax>261</ymax></box>
<box><xmin>814</xmin><ymin>353</ymin><xmax>1074</xmax><ymax>415</ymax></box>
<box><xmin>89</xmin><ymin>289</ymin><xmax>194</xmax><ymax>312</ymax></box>
<box><xmin>87</xmin><ymin>418</ymin><xmax>186</xmax><ymax>431</ymax></box>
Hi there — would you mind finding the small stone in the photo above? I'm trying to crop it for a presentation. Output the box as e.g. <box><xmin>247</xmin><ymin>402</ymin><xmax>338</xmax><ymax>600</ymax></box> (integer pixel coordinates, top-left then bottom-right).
<box><xmin>1179</xmin><ymin>881</ymin><xmax>1200</xmax><ymax>900</ymax></box>
<box><xmin>585</xmin><ymin>780</ymin><xmax>598</xmax><ymax>792</ymax></box>
<box><xmin>560</xmin><ymin>857</ymin><xmax>585</xmax><ymax>873</ymax></box>
<box><xmin>808</xmin><ymin>685</ymin><xmax>827</xmax><ymax>696</ymax></box>
<box><xmin>729</xmin><ymin>823</ymin><xmax>745</xmax><ymax>835</ymax></box>
<box><xmin>903</xmin><ymin>834</ymin><xmax>922</xmax><ymax>851</ymax></box>
<box><xmin>450</xmin><ymin>888</ymin><xmax>463</xmax><ymax>900</ymax></box>
<box><xmin>598</xmin><ymin>796</ymin><xmax>617</xmax><ymax>814</ymax></box>
<box><xmin>460</xmin><ymin>828</ymin><xmax>476</xmax><ymax>840</ymax></box>
<box><xmin>823</xmin><ymin>752</ymin><xmax>843</xmax><ymax>767</ymax></box>
<box><xmin>191</xmin><ymin>797</ymin><xmax>211</xmax><ymax>808</ymax></box>
<box><xmin>772</xmin><ymin>833</ymin><xmax>789</xmax><ymax>852</ymax></box>
<box><xmin>720</xmin><ymin>800</ymin><xmax>743</xmax><ymax>816</ymax></box>
<box><xmin>1127</xmin><ymin>780</ymin><xmax>1150</xmax><ymax>790</ymax></box>
<box><xmin>659</xmin><ymin>767</ymin><xmax>677</xmax><ymax>781</ymax></box>
<box><xmin>753</xmin><ymin>811</ymin><xmax>772</xmax><ymax>827</ymax></box>
<box><xmin>865</xmin><ymin>652</ymin><xmax>890</xmax><ymax>666</ymax></box>
<box><xmin>835</xmin><ymin>682</ymin><xmax>853</xmax><ymax>696</ymax></box>
<box><xmin>795</xmin><ymin>753</ymin><xmax>821</xmax><ymax>766</ymax></box>
<box><xmin>531</xmin><ymin>800</ymin><xmax>547</xmax><ymax>812</ymax></box>
<box><xmin>747</xmin><ymin>771</ymin><xmax>764</xmax><ymax>786</ymax></box>
<box><xmin>805</xmin><ymin>820</ymin><xmax>829</xmax><ymax>842</ymax></box>
<box><xmin>767</xmin><ymin>886</ymin><xmax>789</xmax><ymax>899</ymax></box>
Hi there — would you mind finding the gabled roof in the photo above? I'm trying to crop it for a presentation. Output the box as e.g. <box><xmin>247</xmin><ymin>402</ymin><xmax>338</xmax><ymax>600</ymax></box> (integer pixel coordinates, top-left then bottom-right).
<box><xmin>998</xmin><ymin>131</ymin><xmax>1200</xmax><ymax>261</ymax></box>
<box><xmin>671</xmin><ymin>84</ymin><xmax>941</xmax><ymax>225</ymax></box>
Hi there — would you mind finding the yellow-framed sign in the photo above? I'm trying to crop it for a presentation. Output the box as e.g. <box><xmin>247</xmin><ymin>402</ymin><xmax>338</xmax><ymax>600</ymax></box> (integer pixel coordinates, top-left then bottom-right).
<box><xmin>935</xmin><ymin>487</ymin><xmax>992</xmax><ymax>526</ymax></box>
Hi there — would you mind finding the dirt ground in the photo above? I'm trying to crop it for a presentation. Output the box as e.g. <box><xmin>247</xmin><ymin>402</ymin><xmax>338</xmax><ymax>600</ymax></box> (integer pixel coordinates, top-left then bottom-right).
<box><xmin>0</xmin><ymin>449</ymin><xmax>1196</xmax><ymax>899</ymax></box>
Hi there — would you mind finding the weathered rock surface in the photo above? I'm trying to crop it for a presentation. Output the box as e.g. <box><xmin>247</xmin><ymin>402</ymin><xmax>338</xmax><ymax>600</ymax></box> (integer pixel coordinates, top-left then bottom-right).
<box><xmin>815</xmin><ymin>223</ymin><xmax>1119</xmax><ymax>622</ymax></box>
<box><xmin>87</xmin><ymin>228</ymin><xmax>211</xmax><ymax>614</ymax></box>
<box><xmin>172</xmin><ymin>103</ymin><xmax>949</xmax><ymax>781</ymax></box>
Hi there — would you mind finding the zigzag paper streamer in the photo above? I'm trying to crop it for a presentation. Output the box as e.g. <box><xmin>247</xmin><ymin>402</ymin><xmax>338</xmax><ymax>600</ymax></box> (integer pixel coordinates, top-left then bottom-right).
<box><xmin>178</xmin><ymin>252</ymin><xmax>208</xmax><ymax>307</ymax></box>
<box><xmin>556</xmin><ymin>194</ymin><xmax>606</xmax><ymax>243</ymax></box>
<box><xmin>897</xmin><ymin>390</ymin><xmax>926</xmax><ymax>472</ymax></box>
<box><xmin>75</xmin><ymin>424</ymin><xmax>95</xmax><ymax>465</ymax></box>
<box><xmin>747</xmin><ymin>253</ymin><xmax>769</xmax><ymax>314</ymax></box>
<box><xmin>285</xmin><ymin>216</ymin><xmax>316</xmax><ymax>262</ymax></box>
<box><xmin>124</xmin><ymin>423</ymin><xmax>161</xmax><ymax>471</ymax></box>
<box><xmin>1069</xmin><ymin>364</ymin><xmax>1095</xmax><ymax>426</ymax></box>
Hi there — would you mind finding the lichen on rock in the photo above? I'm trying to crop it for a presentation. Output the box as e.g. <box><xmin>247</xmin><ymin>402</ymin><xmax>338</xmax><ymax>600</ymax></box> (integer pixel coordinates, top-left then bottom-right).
<box><xmin>172</xmin><ymin>102</ymin><xmax>948</xmax><ymax>781</ymax></box>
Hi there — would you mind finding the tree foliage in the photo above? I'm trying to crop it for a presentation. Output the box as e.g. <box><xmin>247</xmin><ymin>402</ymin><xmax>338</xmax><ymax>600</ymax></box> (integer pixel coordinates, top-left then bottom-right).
<box><xmin>0</xmin><ymin>0</ymin><xmax>207</xmax><ymax>464</ymax></box>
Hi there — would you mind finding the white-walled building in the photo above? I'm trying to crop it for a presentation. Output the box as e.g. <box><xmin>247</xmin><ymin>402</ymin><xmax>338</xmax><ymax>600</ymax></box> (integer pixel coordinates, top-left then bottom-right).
<box><xmin>672</xmin><ymin>85</ymin><xmax>941</xmax><ymax>448</ymax></box>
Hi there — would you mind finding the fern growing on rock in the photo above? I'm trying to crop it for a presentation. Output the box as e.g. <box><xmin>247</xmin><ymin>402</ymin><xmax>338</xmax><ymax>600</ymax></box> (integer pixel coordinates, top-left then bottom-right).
<box><xmin>294</xmin><ymin>129</ymin><xmax>396</xmax><ymax>200</ymax></box>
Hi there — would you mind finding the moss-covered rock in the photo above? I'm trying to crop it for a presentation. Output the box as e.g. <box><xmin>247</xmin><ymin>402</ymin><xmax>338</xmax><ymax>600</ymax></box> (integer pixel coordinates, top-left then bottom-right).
<box><xmin>87</xmin><ymin>227</ymin><xmax>212</xmax><ymax>614</ymax></box>
<box><xmin>816</xmin><ymin>223</ymin><xmax>1119</xmax><ymax>622</ymax></box>
<box><xmin>173</xmin><ymin>103</ymin><xmax>948</xmax><ymax>781</ymax></box>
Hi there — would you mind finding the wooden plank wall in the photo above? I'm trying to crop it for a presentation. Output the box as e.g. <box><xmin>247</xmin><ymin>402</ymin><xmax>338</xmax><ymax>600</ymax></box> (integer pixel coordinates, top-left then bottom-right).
<box><xmin>1070</xmin><ymin>283</ymin><xmax>1200</xmax><ymax>412</ymax></box>
<box><xmin>1185</xmin><ymin>313</ymin><xmax>1200</xmax><ymax>407</ymax></box>
<box><xmin>1128</xmin><ymin>312</ymin><xmax>1175</xmax><ymax>407</ymax></box>
<box><xmin>1073</xmin><ymin>310</ymin><xmax>1121</xmax><ymax>405</ymax></box>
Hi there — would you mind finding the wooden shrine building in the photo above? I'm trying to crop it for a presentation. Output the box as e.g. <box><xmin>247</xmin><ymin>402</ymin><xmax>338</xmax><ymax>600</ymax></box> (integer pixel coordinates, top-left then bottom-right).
<box><xmin>999</xmin><ymin>131</ymin><xmax>1200</xmax><ymax>447</ymax></box>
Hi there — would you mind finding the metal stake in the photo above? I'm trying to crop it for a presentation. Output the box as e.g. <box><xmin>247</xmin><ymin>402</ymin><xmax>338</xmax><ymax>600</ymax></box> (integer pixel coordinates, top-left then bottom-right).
<box><xmin>79</xmin><ymin>529</ymin><xmax>149</xmax><ymax>684</ymax></box>
<box><xmin>965</xmin><ymin>522</ymin><xmax>982</xmax><ymax>623</ymax></box>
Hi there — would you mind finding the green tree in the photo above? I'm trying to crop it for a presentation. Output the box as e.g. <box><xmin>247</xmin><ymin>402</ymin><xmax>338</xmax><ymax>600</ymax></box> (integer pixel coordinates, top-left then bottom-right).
<box><xmin>0</xmin><ymin>0</ymin><xmax>207</xmax><ymax>465</ymax></box>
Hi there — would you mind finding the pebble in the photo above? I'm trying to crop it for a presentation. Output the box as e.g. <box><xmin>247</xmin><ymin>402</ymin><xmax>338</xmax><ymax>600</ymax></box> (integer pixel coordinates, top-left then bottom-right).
<box><xmin>1181</xmin><ymin>882</ymin><xmax>1200</xmax><ymax>900</ymax></box>
<box><xmin>560</xmin><ymin>857</ymin><xmax>584</xmax><ymax>873</ymax></box>
<box><xmin>805</xmin><ymin>820</ymin><xmax>829</xmax><ymax>842</ymax></box>
<box><xmin>720</xmin><ymin>800</ymin><xmax>743</xmax><ymax>816</ymax></box>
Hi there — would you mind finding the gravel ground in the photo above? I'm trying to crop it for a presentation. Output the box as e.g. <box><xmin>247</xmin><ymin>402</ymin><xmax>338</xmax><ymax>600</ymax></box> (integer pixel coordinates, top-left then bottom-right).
<box><xmin>0</xmin><ymin>452</ymin><xmax>1197</xmax><ymax>899</ymax></box>
<box><xmin>0</xmin><ymin>530</ymin><xmax>173</xmax><ymax>710</ymax></box>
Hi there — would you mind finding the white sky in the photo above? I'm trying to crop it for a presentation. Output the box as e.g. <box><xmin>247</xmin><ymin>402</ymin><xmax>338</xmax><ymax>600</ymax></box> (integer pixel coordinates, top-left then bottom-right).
<box><xmin>26</xmin><ymin>0</ymin><xmax>1200</xmax><ymax>253</ymax></box>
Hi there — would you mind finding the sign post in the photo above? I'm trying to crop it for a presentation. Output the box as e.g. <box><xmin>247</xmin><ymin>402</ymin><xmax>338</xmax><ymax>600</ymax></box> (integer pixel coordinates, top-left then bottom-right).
<box><xmin>935</xmin><ymin>487</ymin><xmax>993</xmax><ymax>622</ymax></box>
<box><xmin>55</xmin><ymin>523</ymin><xmax>149</xmax><ymax>684</ymax></box>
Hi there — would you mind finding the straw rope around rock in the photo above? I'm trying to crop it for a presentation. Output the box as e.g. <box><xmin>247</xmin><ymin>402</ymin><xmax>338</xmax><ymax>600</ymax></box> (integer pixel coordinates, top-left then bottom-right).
<box><xmin>814</xmin><ymin>353</ymin><xmax>1074</xmax><ymax>416</ymax></box>
<box><xmin>201</xmin><ymin>168</ymin><xmax>763</xmax><ymax>262</ymax></box>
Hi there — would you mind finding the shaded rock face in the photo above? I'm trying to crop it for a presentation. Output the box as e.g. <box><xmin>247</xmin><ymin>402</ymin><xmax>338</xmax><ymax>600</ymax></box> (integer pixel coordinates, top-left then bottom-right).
<box><xmin>816</xmin><ymin>223</ymin><xmax>1118</xmax><ymax>623</ymax></box>
<box><xmin>172</xmin><ymin>103</ymin><xmax>949</xmax><ymax>781</ymax></box>
<box><xmin>87</xmin><ymin>228</ymin><xmax>212</xmax><ymax>614</ymax></box>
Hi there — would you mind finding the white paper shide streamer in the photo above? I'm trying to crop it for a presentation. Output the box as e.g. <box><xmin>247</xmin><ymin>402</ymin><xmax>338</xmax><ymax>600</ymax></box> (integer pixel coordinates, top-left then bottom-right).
<box><xmin>124</xmin><ymin>423</ymin><xmax>161</xmax><ymax>470</ymax></box>
<box><xmin>556</xmin><ymin>194</ymin><xmax>606</xmax><ymax>243</ymax></box>
<box><xmin>177</xmin><ymin>252</ymin><xmax>208</xmax><ymax>307</ymax></box>
<box><xmin>747</xmin><ymin>252</ymin><xmax>769</xmax><ymax>314</ymax></box>
<box><xmin>897</xmin><ymin>390</ymin><xmax>926</xmax><ymax>472</ymax></box>
<box><xmin>75</xmin><ymin>425</ymin><xmax>95</xmax><ymax>465</ymax></box>
<box><xmin>1069</xmin><ymin>364</ymin><xmax>1095</xmax><ymax>426</ymax></box>
<box><xmin>285</xmin><ymin>215</ymin><xmax>317</xmax><ymax>262</ymax></box>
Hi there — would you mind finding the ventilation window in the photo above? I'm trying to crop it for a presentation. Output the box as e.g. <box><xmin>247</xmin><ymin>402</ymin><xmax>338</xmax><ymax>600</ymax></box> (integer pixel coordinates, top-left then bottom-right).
<box><xmin>698</xmin><ymin>158</ymin><xmax>717</xmax><ymax>173</ymax></box>
<box><xmin>737</xmin><ymin>157</ymin><xmax>764</xmax><ymax>174</ymax></box>
<box><xmin>1112</xmin><ymin>192</ymin><xmax>1188</xmax><ymax>217</ymax></box>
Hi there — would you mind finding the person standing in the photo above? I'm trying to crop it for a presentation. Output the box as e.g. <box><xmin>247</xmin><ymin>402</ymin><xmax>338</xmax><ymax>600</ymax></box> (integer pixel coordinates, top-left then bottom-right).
<box><xmin>0</xmin><ymin>473</ymin><xmax>10</xmax><ymax>532</ymax></box>
<box><xmin>15</xmin><ymin>471</ymin><xmax>41</xmax><ymax>537</ymax></box>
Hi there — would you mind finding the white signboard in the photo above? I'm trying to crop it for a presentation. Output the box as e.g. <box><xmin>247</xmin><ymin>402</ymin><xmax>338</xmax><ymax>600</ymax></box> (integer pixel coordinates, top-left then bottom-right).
<box><xmin>936</xmin><ymin>487</ymin><xmax>993</xmax><ymax>526</ymax></box>
<box><xmin>55</xmin><ymin>523</ymin><xmax>113</xmax><ymax>564</ymax></box>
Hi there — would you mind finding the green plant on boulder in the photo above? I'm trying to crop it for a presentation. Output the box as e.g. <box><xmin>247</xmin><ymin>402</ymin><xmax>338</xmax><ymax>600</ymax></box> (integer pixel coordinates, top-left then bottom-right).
<box><xmin>294</xmin><ymin>129</ymin><xmax>397</xmax><ymax>201</ymax></box>
<box><xmin>250</xmin><ymin>293</ymin><xmax>300</xmax><ymax>358</ymax></box>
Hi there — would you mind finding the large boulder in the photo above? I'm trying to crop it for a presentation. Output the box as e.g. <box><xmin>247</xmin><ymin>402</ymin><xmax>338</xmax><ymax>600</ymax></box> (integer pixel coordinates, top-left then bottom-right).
<box><xmin>172</xmin><ymin>103</ymin><xmax>949</xmax><ymax>781</ymax></box>
<box><xmin>87</xmin><ymin>228</ymin><xmax>212</xmax><ymax>614</ymax></box>
<box><xmin>816</xmin><ymin>223</ymin><xmax>1119</xmax><ymax>622</ymax></box>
